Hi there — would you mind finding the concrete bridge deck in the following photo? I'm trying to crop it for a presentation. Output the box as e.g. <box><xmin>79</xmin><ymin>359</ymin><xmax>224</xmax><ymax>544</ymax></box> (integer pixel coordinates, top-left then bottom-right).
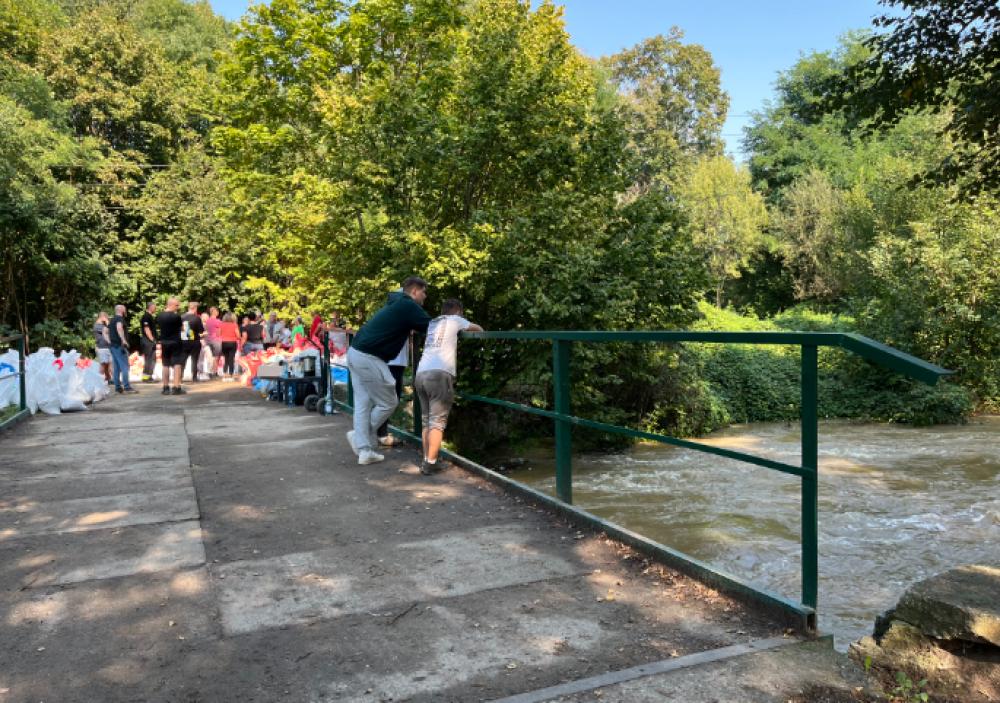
<box><xmin>0</xmin><ymin>383</ymin><xmax>873</xmax><ymax>702</ymax></box>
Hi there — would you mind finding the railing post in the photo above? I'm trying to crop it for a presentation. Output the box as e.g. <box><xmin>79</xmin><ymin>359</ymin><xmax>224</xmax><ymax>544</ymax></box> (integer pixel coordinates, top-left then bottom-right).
<box><xmin>412</xmin><ymin>334</ymin><xmax>422</xmax><ymax>442</ymax></box>
<box><xmin>17</xmin><ymin>335</ymin><xmax>26</xmax><ymax>413</ymax></box>
<box><xmin>346</xmin><ymin>333</ymin><xmax>354</xmax><ymax>410</ymax></box>
<box><xmin>801</xmin><ymin>345</ymin><xmax>819</xmax><ymax>616</ymax></box>
<box><xmin>553</xmin><ymin>339</ymin><xmax>572</xmax><ymax>504</ymax></box>
<box><xmin>322</xmin><ymin>332</ymin><xmax>330</xmax><ymax>398</ymax></box>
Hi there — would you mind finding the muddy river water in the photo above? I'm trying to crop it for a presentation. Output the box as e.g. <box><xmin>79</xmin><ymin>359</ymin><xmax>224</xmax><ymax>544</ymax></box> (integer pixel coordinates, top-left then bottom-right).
<box><xmin>498</xmin><ymin>417</ymin><xmax>1000</xmax><ymax>650</ymax></box>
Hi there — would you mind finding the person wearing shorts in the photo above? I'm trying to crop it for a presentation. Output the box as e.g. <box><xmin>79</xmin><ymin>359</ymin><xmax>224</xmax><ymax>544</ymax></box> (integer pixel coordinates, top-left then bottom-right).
<box><xmin>413</xmin><ymin>299</ymin><xmax>483</xmax><ymax>475</ymax></box>
<box><xmin>94</xmin><ymin>311</ymin><xmax>113</xmax><ymax>382</ymax></box>
<box><xmin>156</xmin><ymin>297</ymin><xmax>186</xmax><ymax>395</ymax></box>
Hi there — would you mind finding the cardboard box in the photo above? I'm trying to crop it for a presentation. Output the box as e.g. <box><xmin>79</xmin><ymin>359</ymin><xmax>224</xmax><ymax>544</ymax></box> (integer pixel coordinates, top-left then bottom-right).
<box><xmin>256</xmin><ymin>364</ymin><xmax>283</xmax><ymax>380</ymax></box>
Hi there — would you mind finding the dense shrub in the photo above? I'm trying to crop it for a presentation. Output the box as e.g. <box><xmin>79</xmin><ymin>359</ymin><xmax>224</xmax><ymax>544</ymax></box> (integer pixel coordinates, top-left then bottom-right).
<box><xmin>688</xmin><ymin>303</ymin><xmax>972</xmax><ymax>428</ymax></box>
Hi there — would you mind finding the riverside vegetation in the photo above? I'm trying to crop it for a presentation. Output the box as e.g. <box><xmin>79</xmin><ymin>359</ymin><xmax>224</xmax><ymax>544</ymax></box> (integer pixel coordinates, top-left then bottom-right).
<box><xmin>1</xmin><ymin>0</ymin><xmax>996</xmax><ymax>450</ymax></box>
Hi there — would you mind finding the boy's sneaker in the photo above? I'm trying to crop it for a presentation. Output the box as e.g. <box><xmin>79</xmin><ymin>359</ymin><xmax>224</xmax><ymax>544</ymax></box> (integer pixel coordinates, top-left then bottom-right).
<box><xmin>378</xmin><ymin>435</ymin><xmax>400</xmax><ymax>447</ymax></box>
<box><xmin>115</xmin><ymin>387</ymin><xmax>124</xmax><ymax>394</ymax></box>
<box><xmin>358</xmin><ymin>450</ymin><xmax>384</xmax><ymax>466</ymax></box>
<box><xmin>171</xmin><ymin>386</ymin><xmax>187</xmax><ymax>395</ymax></box>
<box><xmin>420</xmin><ymin>460</ymin><xmax>443</xmax><ymax>476</ymax></box>
<box><xmin>346</xmin><ymin>430</ymin><xmax>359</xmax><ymax>456</ymax></box>
<box><xmin>123</xmin><ymin>388</ymin><xmax>139</xmax><ymax>394</ymax></box>
<box><xmin>161</xmin><ymin>386</ymin><xmax>171</xmax><ymax>395</ymax></box>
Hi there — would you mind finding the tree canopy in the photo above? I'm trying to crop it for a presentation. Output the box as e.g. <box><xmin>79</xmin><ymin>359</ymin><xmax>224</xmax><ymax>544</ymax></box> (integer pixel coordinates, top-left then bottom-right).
<box><xmin>603</xmin><ymin>29</ymin><xmax>729</xmax><ymax>189</ymax></box>
<box><xmin>832</xmin><ymin>0</ymin><xmax>1000</xmax><ymax>195</ymax></box>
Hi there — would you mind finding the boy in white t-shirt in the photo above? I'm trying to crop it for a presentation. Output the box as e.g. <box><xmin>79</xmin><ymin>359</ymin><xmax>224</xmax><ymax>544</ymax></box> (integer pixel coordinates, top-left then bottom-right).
<box><xmin>414</xmin><ymin>299</ymin><xmax>483</xmax><ymax>475</ymax></box>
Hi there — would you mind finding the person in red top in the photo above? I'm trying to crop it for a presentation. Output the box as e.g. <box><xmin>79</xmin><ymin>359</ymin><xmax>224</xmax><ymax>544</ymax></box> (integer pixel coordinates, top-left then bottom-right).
<box><xmin>219</xmin><ymin>312</ymin><xmax>241</xmax><ymax>381</ymax></box>
<box><xmin>309</xmin><ymin>311</ymin><xmax>323</xmax><ymax>339</ymax></box>
<box><xmin>204</xmin><ymin>307</ymin><xmax>223</xmax><ymax>378</ymax></box>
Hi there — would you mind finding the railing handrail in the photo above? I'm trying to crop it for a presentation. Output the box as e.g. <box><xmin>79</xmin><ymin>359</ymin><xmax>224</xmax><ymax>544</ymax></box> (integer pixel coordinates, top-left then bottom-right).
<box><xmin>458</xmin><ymin>330</ymin><xmax>952</xmax><ymax>386</ymax></box>
<box><xmin>0</xmin><ymin>334</ymin><xmax>26</xmax><ymax>344</ymax></box>
<box><xmin>332</xmin><ymin>325</ymin><xmax>953</xmax><ymax>629</ymax></box>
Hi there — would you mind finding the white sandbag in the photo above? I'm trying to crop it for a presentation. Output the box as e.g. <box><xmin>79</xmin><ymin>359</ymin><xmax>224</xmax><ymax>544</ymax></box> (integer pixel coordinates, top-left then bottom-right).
<box><xmin>0</xmin><ymin>349</ymin><xmax>18</xmax><ymax>409</ymax></box>
<box><xmin>82</xmin><ymin>362</ymin><xmax>109</xmax><ymax>402</ymax></box>
<box><xmin>26</xmin><ymin>348</ymin><xmax>61</xmax><ymax>415</ymax></box>
<box><xmin>56</xmin><ymin>350</ymin><xmax>79</xmax><ymax>395</ymax></box>
<box><xmin>62</xmin><ymin>369</ymin><xmax>90</xmax><ymax>412</ymax></box>
<box><xmin>54</xmin><ymin>350</ymin><xmax>89</xmax><ymax>411</ymax></box>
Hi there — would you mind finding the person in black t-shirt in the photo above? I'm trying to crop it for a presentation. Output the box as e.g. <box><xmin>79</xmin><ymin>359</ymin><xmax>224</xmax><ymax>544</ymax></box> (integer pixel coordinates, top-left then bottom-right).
<box><xmin>156</xmin><ymin>297</ymin><xmax>186</xmax><ymax>395</ymax></box>
<box><xmin>241</xmin><ymin>312</ymin><xmax>266</xmax><ymax>353</ymax></box>
<box><xmin>181</xmin><ymin>301</ymin><xmax>205</xmax><ymax>382</ymax></box>
<box><xmin>107</xmin><ymin>304</ymin><xmax>138</xmax><ymax>394</ymax></box>
<box><xmin>140</xmin><ymin>302</ymin><xmax>158</xmax><ymax>383</ymax></box>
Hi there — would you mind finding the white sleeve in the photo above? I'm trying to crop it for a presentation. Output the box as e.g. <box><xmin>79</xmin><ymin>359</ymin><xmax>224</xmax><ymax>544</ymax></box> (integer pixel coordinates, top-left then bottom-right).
<box><xmin>389</xmin><ymin>340</ymin><xmax>409</xmax><ymax>366</ymax></box>
<box><xmin>458</xmin><ymin>316</ymin><xmax>472</xmax><ymax>331</ymax></box>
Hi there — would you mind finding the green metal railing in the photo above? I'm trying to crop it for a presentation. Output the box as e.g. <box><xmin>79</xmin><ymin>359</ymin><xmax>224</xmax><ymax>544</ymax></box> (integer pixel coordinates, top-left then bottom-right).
<box><xmin>0</xmin><ymin>334</ymin><xmax>29</xmax><ymax>422</ymax></box>
<box><xmin>336</xmin><ymin>329</ymin><xmax>952</xmax><ymax>625</ymax></box>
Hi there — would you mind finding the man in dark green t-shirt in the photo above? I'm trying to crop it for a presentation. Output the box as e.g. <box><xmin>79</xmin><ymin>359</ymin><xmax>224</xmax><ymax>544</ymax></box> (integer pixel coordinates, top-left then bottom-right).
<box><xmin>347</xmin><ymin>277</ymin><xmax>431</xmax><ymax>465</ymax></box>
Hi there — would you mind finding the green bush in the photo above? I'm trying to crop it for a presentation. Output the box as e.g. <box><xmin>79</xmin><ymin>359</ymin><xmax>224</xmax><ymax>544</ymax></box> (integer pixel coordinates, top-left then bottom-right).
<box><xmin>675</xmin><ymin>302</ymin><xmax>972</xmax><ymax>428</ymax></box>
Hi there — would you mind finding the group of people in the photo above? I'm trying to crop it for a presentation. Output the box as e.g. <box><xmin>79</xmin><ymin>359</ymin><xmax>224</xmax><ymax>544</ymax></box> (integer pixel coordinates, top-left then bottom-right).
<box><xmin>94</xmin><ymin>281</ymin><xmax>478</xmax><ymax>476</ymax></box>
<box><xmin>347</xmin><ymin>277</ymin><xmax>482</xmax><ymax>475</ymax></box>
<box><xmin>93</xmin><ymin>301</ymin><xmax>349</xmax><ymax>395</ymax></box>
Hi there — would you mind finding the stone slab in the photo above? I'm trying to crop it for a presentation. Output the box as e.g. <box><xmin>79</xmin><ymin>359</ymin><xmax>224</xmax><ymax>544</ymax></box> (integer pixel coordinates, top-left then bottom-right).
<box><xmin>0</xmin><ymin>463</ymin><xmax>193</xmax><ymax>503</ymax></box>
<box><xmin>13</xmin><ymin>412</ymin><xmax>182</xmax><ymax>436</ymax></box>
<box><xmin>0</xmin><ymin>457</ymin><xmax>189</xmax><ymax>482</ymax></box>
<box><xmin>2</xmin><ymin>424</ymin><xmax>188</xmax><ymax>451</ymax></box>
<box><xmin>0</xmin><ymin>519</ymin><xmax>206</xmax><ymax>590</ymax></box>
<box><xmin>0</xmin><ymin>438</ymin><xmax>188</xmax><ymax>469</ymax></box>
<box><xmin>0</xmin><ymin>487</ymin><xmax>199</xmax><ymax>540</ymax></box>
<box><xmin>878</xmin><ymin>564</ymin><xmax>1000</xmax><ymax>646</ymax></box>
<box><xmin>213</xmin><ymin>524</ymin><xmax>587</xmax><ymax>636</ymax></box>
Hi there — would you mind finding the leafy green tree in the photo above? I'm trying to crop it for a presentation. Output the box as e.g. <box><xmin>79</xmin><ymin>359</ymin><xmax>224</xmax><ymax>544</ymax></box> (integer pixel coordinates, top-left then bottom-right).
<box><xmin>1</xmin><ymin>0</ymin><xmax>239</xmax><ymax>348</ymax></box>
<box><xmin>604</xmin><ymin>29</ymin><xmax>729</xmax><ymax>189</ymax></box>
<box><xmin>854</xmin><ymin>201</ymin><xmax>1000</xmax><ymax>405</ymax></box>
<box><xmin>132</xmin><ymin>0</ymin><xmax>233</xmax><ymax>71</ymax></box>
<box><xmin>677</xmin><ymin>155</ymin><xmax>767</xmax><ymax>308</ymax></box>
<box><xmin>125</xmin><ymin>140</ymin><xmax>269</xmax><ymax>314</ymax></box>
<box><xmin>37</xmin><ymin>5</ymin><xmax>189</xmax><ymax>164</ymax></box>
<box><xmin>216</xmin><ymin>0</ymin><xmax>708</xmax><ymax>445</ymax></box>
<box><xmin>743</xmin><ymin>30</ymin><xmax>873</xmax><ymax>203</ymax></box>
<box><xmin>835</xmin><ymin>0</ymin><xmax>1000</xmax><ymax>196</ymax></box>
<box><xmin>770</xmin><ymin>169</ymin><xmax>848</xmax><ymax>303</ymax></box>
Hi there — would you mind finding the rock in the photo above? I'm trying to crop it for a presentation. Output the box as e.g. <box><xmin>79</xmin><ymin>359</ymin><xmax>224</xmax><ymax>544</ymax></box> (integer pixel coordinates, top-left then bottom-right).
<box><xmin>875</xmin><ymin>565</ymin><xmax>1000</xmax><ymax>646</ymax></box>
<box><xmin>849</xmin><ymin>565</ymin><xmax>1000</xmax><ymax>700</ymax></box>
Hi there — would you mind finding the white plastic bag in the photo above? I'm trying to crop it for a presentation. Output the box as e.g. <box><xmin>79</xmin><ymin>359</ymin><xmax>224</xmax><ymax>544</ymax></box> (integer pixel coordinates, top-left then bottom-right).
<box><xmin>26</xmin><ymin>348</ymin><xmax>61</xmax><ymax>415</ymax></box>
<box><xmin>55</xmin><ymin>350</ymin><xmax>89</xmax><ymax>412</ymax></box>
<box><xmin>83</xmin><ymin>362</ymin><xmax>109</xmax><ymax>402</ymax></box>
<box><xmin>0</xmin><ymin>349</ymin><xmax>19</xmax><ymax>409</ymax></box>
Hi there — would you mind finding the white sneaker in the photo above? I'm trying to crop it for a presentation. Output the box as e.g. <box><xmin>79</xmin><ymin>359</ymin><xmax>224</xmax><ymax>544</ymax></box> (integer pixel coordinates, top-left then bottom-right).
<box><xmin>346</xmin><ymin>430</ymin><xmax>359</xmax><ymax>456</ymax></box>
<box><xmin>378</xmin><ymin>435</ymin><xmax>400</xmax><ymax>447</ymax></box>
<box><xmin>358</xmin><ymin>450</ymin><xmax>384</xmax><ymax>465</ymax></box>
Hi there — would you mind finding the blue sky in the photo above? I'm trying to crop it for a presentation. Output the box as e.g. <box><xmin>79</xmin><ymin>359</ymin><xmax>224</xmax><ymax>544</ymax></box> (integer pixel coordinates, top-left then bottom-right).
<box><xmin>207</xmin><ymin>0</ymin><xmax>884</xmax><ymax>157</ymax></box>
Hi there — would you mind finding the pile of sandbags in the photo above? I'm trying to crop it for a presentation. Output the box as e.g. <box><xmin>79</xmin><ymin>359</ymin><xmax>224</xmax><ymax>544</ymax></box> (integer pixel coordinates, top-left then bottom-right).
<box><xmin>8</xmin><ymin>348</ymin><xmax>110</xmax><ymax>415</ymax></box>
